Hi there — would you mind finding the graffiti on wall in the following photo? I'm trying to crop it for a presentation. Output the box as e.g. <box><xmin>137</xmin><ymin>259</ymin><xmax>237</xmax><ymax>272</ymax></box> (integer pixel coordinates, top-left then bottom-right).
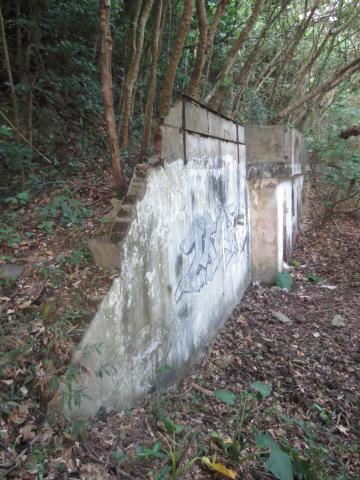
<box><xmin>175</xmin><ymin>205</ymin><xmax>247</xmax><ymax>302</ymax></box>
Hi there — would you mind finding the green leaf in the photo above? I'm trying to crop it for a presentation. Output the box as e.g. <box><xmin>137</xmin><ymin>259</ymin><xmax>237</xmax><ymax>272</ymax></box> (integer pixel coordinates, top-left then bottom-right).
<box><xmin>0</xmin><ymin>125</ymin><xmax>13</xmax><ymax>137</ymax></box>
<box><xmin>164</xmin><ymin>418</ymin><xmax>184</xmax><ymax>435</ymax></box>
<box><xmin>213</xmin><ymin>390</ymin><xmax>236</xmax><ymax>406</ymax></box>
<box><xmin>135</xmin><ymin>441</ymin><xmax>164</xmax><ymax>460</ymax></box>
<box><xmin>288</xmin><ymin>259</ymin><xmax>300</xmax><ymax>268</ymax></box>
<box><xmin>306</xmin><ymin>273</ymin><xmax>322</xmax><ymax>283</ymax></box>
<box><xmin>255</xmin><ymin>433</ymin><xmax>293</xmax><ymax>480</ymax></box>
<box><xmin>275</xmin><ymin>272</ymin><xmax>293</xmax><ymax>289</ymax></box>
<box><xmin>293</xmin><ymin>457</ymin><xmax>312</xmax><ymax>479</ymax></box>
<box><xmin>250</xmin><ymin>381</ymin><xmax>272</xmax><ymax>399</ymax></box>
<box><xmin>210</xmin><ymin>432</ymin><xmax>233</xmax><ymax>451</ymax></box>
<box><xmin>156</xmin><ymin>465</ymin><xmax>172</xmax><ymax>480</ymax></box>
<box><xmin>266</xmin><ymin>445</ymin><xmax>293</xmax><ymax>480</ymax></box>
<box><xmin>17</xmin><ymin>191</ymin><xmax>30</xmax><ymax>204</ymax></box>
<box><xmin>255</xmin><ymin>431</ymin><xmax>273</xmax><ymax>449</ymax></box>
<box><xmin>113</xmin><ymin>448</ymin><xmax>128</xmax><ymax>465</ymax></box>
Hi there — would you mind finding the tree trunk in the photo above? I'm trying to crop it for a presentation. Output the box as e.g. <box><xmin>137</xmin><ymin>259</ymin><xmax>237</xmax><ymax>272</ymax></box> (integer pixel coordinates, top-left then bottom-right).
<box><xmin>0</xmin><ymin>7</ymin><xmax>21</xmax><ymax>139</ymax></box>
<box><xmin>269</xmin><ymin>0</ymin><xmax>320</xmax><ymax>109</ymax></box>
<box><xmin>99</xmin><ymin>0</ymin><xmax>127</xmax><ymax>193</ymax></box>
<box><xmin>15</xmin><ymin>0</ymin><xmax>22</xmax><ymax>69</ymax></box>
<box><xmin>160</xmin><ymin>0</ymin><xmax>195</xmax><ymax>117</ymax></box>
<box><xmin>201</xmin><ymin>0</ymin><xmax>229</xmax><ymax>98</ymax></box>
<box><xmin>188</xmin><ymin>0</ymin><xmax>208</xmax><ymax>99</ymax></box>
<box><xmin>206</xmin><ymin>0</ymin><xmax>265</xmax><ymax>110</ymax></box>
<box><xmin>231</xmin><ymin>3</ymin><xmax>281</xmax><ymax>113</ymax></box>
<box><xmin>293</xmin><ymin>28</ymin><xmax>330</xmax><ymax>89</ymax></box>
<box><xmin>119</xmin><ymin>0</ymin><xmax>154</xmax><ymax>151</ymax></box>
<box><xmin>270</xmin><ymin>56</ymin><xmax>360</xmax><ymax>124</ymax></box>
<box><xmin>141</xmin><ymin>0</ymin><xmax>163</xmax><ymax>157</ymax></box>
<box><xmin>206</xmin><ymin>0</ymin><xmax>229</xmax><ymax>57</ymax></box>
<box><xmin>253</xmin><ymin>45</ymin><xmax>287</xmax><ymax>90</ymax></box>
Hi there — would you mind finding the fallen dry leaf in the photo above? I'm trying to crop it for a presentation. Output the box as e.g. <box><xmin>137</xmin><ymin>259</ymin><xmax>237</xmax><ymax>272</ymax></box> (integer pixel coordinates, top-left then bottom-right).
<box><xmin>201</xmin><ymin>456</ymin><xmax>237</xmax><ymax>479</ymax></box>
<box><xmin>20</xmin><ymin>424</ymin><xmax>36</xmax><ymax>441</ymax></box>
<box><xmin>337</xmin><ymin>425</ymin><xmax>349</xmax><ymax>435</ymax></box>
<box><xmin>80</xmin><ymin>463</ymin><xmax>111</xmax><ymax>480</ymax></box>
<box><xmin>1</xmin><ymin>379</ymin><xmax>14</xmax><ymax>386</ymax></box>
<box><xmin>9</xmin><ymin>404</ymin><xmax>29</xmax><ymax>425</ymax></box>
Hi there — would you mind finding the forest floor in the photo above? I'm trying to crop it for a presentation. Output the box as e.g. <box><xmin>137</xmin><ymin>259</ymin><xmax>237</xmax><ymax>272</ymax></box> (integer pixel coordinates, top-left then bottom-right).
<box><xmin>0</xmin><ymin>171</ymin><xmax>359</xmax><ymax>480</ymax></box>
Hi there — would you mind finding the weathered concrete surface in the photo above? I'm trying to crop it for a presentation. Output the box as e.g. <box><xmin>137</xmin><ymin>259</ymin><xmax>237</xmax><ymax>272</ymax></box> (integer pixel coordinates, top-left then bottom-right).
<box><xmin>249</xmin><ymin>178</ymin><xmax>279</xmax><ymax>282</ymax></box>
<box><xmin>68</xmin><ymin>99</ymin><xmax>250</xmax><ymax>417</ymax></box>
<box><xmin>88</xmin><ymin>240</ymin><xmax>121</xmax><ymax>270</ymax></box>
<box><xmin>246</xmin><ymin>126</ymin><xmax>307</xmax><ymax>178</ymax></box>
<box><xmin>162</xmin><ymin>97</ymin><xmax>244</xmax><ymax>149</ymax></box>
<box><xmin>246</xmin><ymin>126</ymin><xmax>306</xmax><ymax>282</ymax></box>
<box><xmin>63</xmin><ymin>99</ymin><xmax>308</xmax><ymax>418</ymax></box>
<box><xmin>279</xmin><ymin>176</ymin><xmax>304</xmax><ymax>262</ymax></box>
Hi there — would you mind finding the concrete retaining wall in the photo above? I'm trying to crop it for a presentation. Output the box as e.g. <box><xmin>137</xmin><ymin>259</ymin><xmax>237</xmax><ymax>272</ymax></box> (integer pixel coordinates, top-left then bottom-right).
<box><xmin>65</xmin><ymin>99</ymin><xmax>307</xmax><ymax>418</ymax></box>
<box><xmin>70</xmin><ymin>98</ymin><xmax>250</xmax><ymax>417</ymax></box>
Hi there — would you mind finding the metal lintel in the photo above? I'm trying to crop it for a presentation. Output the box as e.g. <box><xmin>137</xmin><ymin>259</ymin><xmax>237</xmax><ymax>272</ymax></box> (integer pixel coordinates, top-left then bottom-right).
<box><xmin>183</xmin><ymin>127</ymin><xmax>244</xmax><ymax>146</ymax></box>
<box><xmin>236</xmin><ymin>125</ymin><xmax>240</xmax><ymax>163</ymax></box>
<box><xmin>182</xmin><ymin>98</ymin><xmax>187</xmax><ymax>165</ymax></box>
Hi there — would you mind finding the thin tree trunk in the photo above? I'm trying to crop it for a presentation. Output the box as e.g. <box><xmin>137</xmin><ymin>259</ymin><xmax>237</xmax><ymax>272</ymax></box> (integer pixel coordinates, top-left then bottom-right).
<box><xmin>120</xmin><ymin>0</ymin><xmax>154</xmax><ymax>151</ymax></box>
<box><xmin>201</xmin><ymin>0</ymin><xmax>229</xmax><ymax>98</ymax></box>
<box><xmin>270</xmin><ymin>56</ymin><xmax>360</xmax><ymax>124</ymax></box>
<box><xmin>115</xmin><ymin>0</ymin><xmax>142</xmax><ymax>134</ymax></box>
<box><xmin>206</xmin><ymin>0</ymin><xmax>229</xmax><ymax>56</ymax></box>
<box><xmin>253</xmin><ymin>45</ymin><xmax>287</xmax><ymax>90</ymax></box>
<box><xmin>160</xmin><ymin>0</ymin><xmax>195</xmax><ymax>117</ymax></box>
<box><xmin>141</xmin><ymin>0</ymin><xmax>163</xmax><ymax>158</ymax></box>
<box><xmin>131</xmin><ymin>0</ymin><xmax>143</xmax><ymax>55</ymax></box>
<box><xmin>28</xmin><ymin>89</ymin><xmax>33</xmax><ymax>146</ymax></box>
<box><xmin>0</xmin><ymin>7</ymin><xmax>21</xmax><ymax>139</ymax></box>
<box><xmin>269</xmin><ymin>0</ymin><xmax>320</xmax><ymax>109</ymax></box>
<box><xmin>293</xmin><ymin>28</ymin><xmax>330</xmax><ymax>88</ymax></box>
<box><xmin>231</xmin><ymin>4</ymin><xmax>280</xmax><ymax>112</ymax></box>
<box><xmin>235</xmin><ymin>39</ymin><xmax>264</xmax><ymax>90</ymax></box>
<box><xmin>99</xmin><ymin>0</ymin><xmax>127</xmax><ymax>193</ymax></box>
<box><xmin>15</xmin><ymin>0</ymin><xmax>22</xmax><ymax>69</ymax></box>
<box><xmin>188</xmin><ymin>0</ymin><xmax>208</xmax><ymax>99</ymax></box>
<box><xmin>206</xmin><ymin>0</ymin><xmax>265</xmax><ymax>110</ymax></box>
<box><xmin>294</xmin><ymin>91</ymin><xmax>326</xmax><ymax>130</ymax></box>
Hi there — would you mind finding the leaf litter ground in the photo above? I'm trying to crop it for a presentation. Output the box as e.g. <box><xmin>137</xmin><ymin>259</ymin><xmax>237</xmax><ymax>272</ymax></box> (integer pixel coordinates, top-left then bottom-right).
<box><xmin>0</xmin><ymin>179</ymin><xmax>359</xmax><ymax>479</ymax></box>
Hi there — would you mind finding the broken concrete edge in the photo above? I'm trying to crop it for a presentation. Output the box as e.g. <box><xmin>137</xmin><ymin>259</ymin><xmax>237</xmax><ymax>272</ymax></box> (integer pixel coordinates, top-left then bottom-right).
<box><xmin>88</xmin><ymin>159</ymin><xmax>162</xmax><ymax>270</ymax></box>
<box><xmin>88</xmin><ymin>94</ymin><xmax>249</xmax><ymax>270</ymax></box>
<box><xmin>52</xmin><ymin>159</ymin><xmax>163</xmax><ymax>419</ymax></box>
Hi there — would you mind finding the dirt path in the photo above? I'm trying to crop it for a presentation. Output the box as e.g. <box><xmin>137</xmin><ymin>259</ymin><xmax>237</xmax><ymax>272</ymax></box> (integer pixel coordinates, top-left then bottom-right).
<box><xmin>1</xmin><ymin>185</ymin><xmax>359</xmax><ymax>479</ymax></box>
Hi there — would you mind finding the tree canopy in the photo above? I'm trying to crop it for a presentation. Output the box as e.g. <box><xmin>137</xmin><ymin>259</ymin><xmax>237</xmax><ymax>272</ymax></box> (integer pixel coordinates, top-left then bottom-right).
<box><xmin>0</xmin><ymin>0</ymin><xmax>359</xmax><ymax>190</ymax></box>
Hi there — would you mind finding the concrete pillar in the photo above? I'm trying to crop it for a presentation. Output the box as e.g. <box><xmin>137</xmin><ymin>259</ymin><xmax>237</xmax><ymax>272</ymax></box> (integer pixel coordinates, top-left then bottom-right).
<box><xmin>246</xmin><ymin>126</ymin><xmax>307</xmax><ymax>283</ymax></box>
<box><xmin>249</xmin><ymin>178</ymin><xmax>281</xmax><ymax>283</ymax></box>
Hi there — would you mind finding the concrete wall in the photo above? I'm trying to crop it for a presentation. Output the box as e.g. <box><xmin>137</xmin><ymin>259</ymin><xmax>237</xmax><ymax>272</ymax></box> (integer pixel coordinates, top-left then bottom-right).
<box><xmin>246</xmin><ymin>126</ymin><xmax>306</xmax><ymax>282</ymax></box>
<box><xmin>69</xmin><ymin>98</ymin><xmax>250</xmax><ymax>417</ymax></box>
<box><xmin>62</xmin><ymin>102</ymin><xmax>307</xmax><ymax>418</ymax></box>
